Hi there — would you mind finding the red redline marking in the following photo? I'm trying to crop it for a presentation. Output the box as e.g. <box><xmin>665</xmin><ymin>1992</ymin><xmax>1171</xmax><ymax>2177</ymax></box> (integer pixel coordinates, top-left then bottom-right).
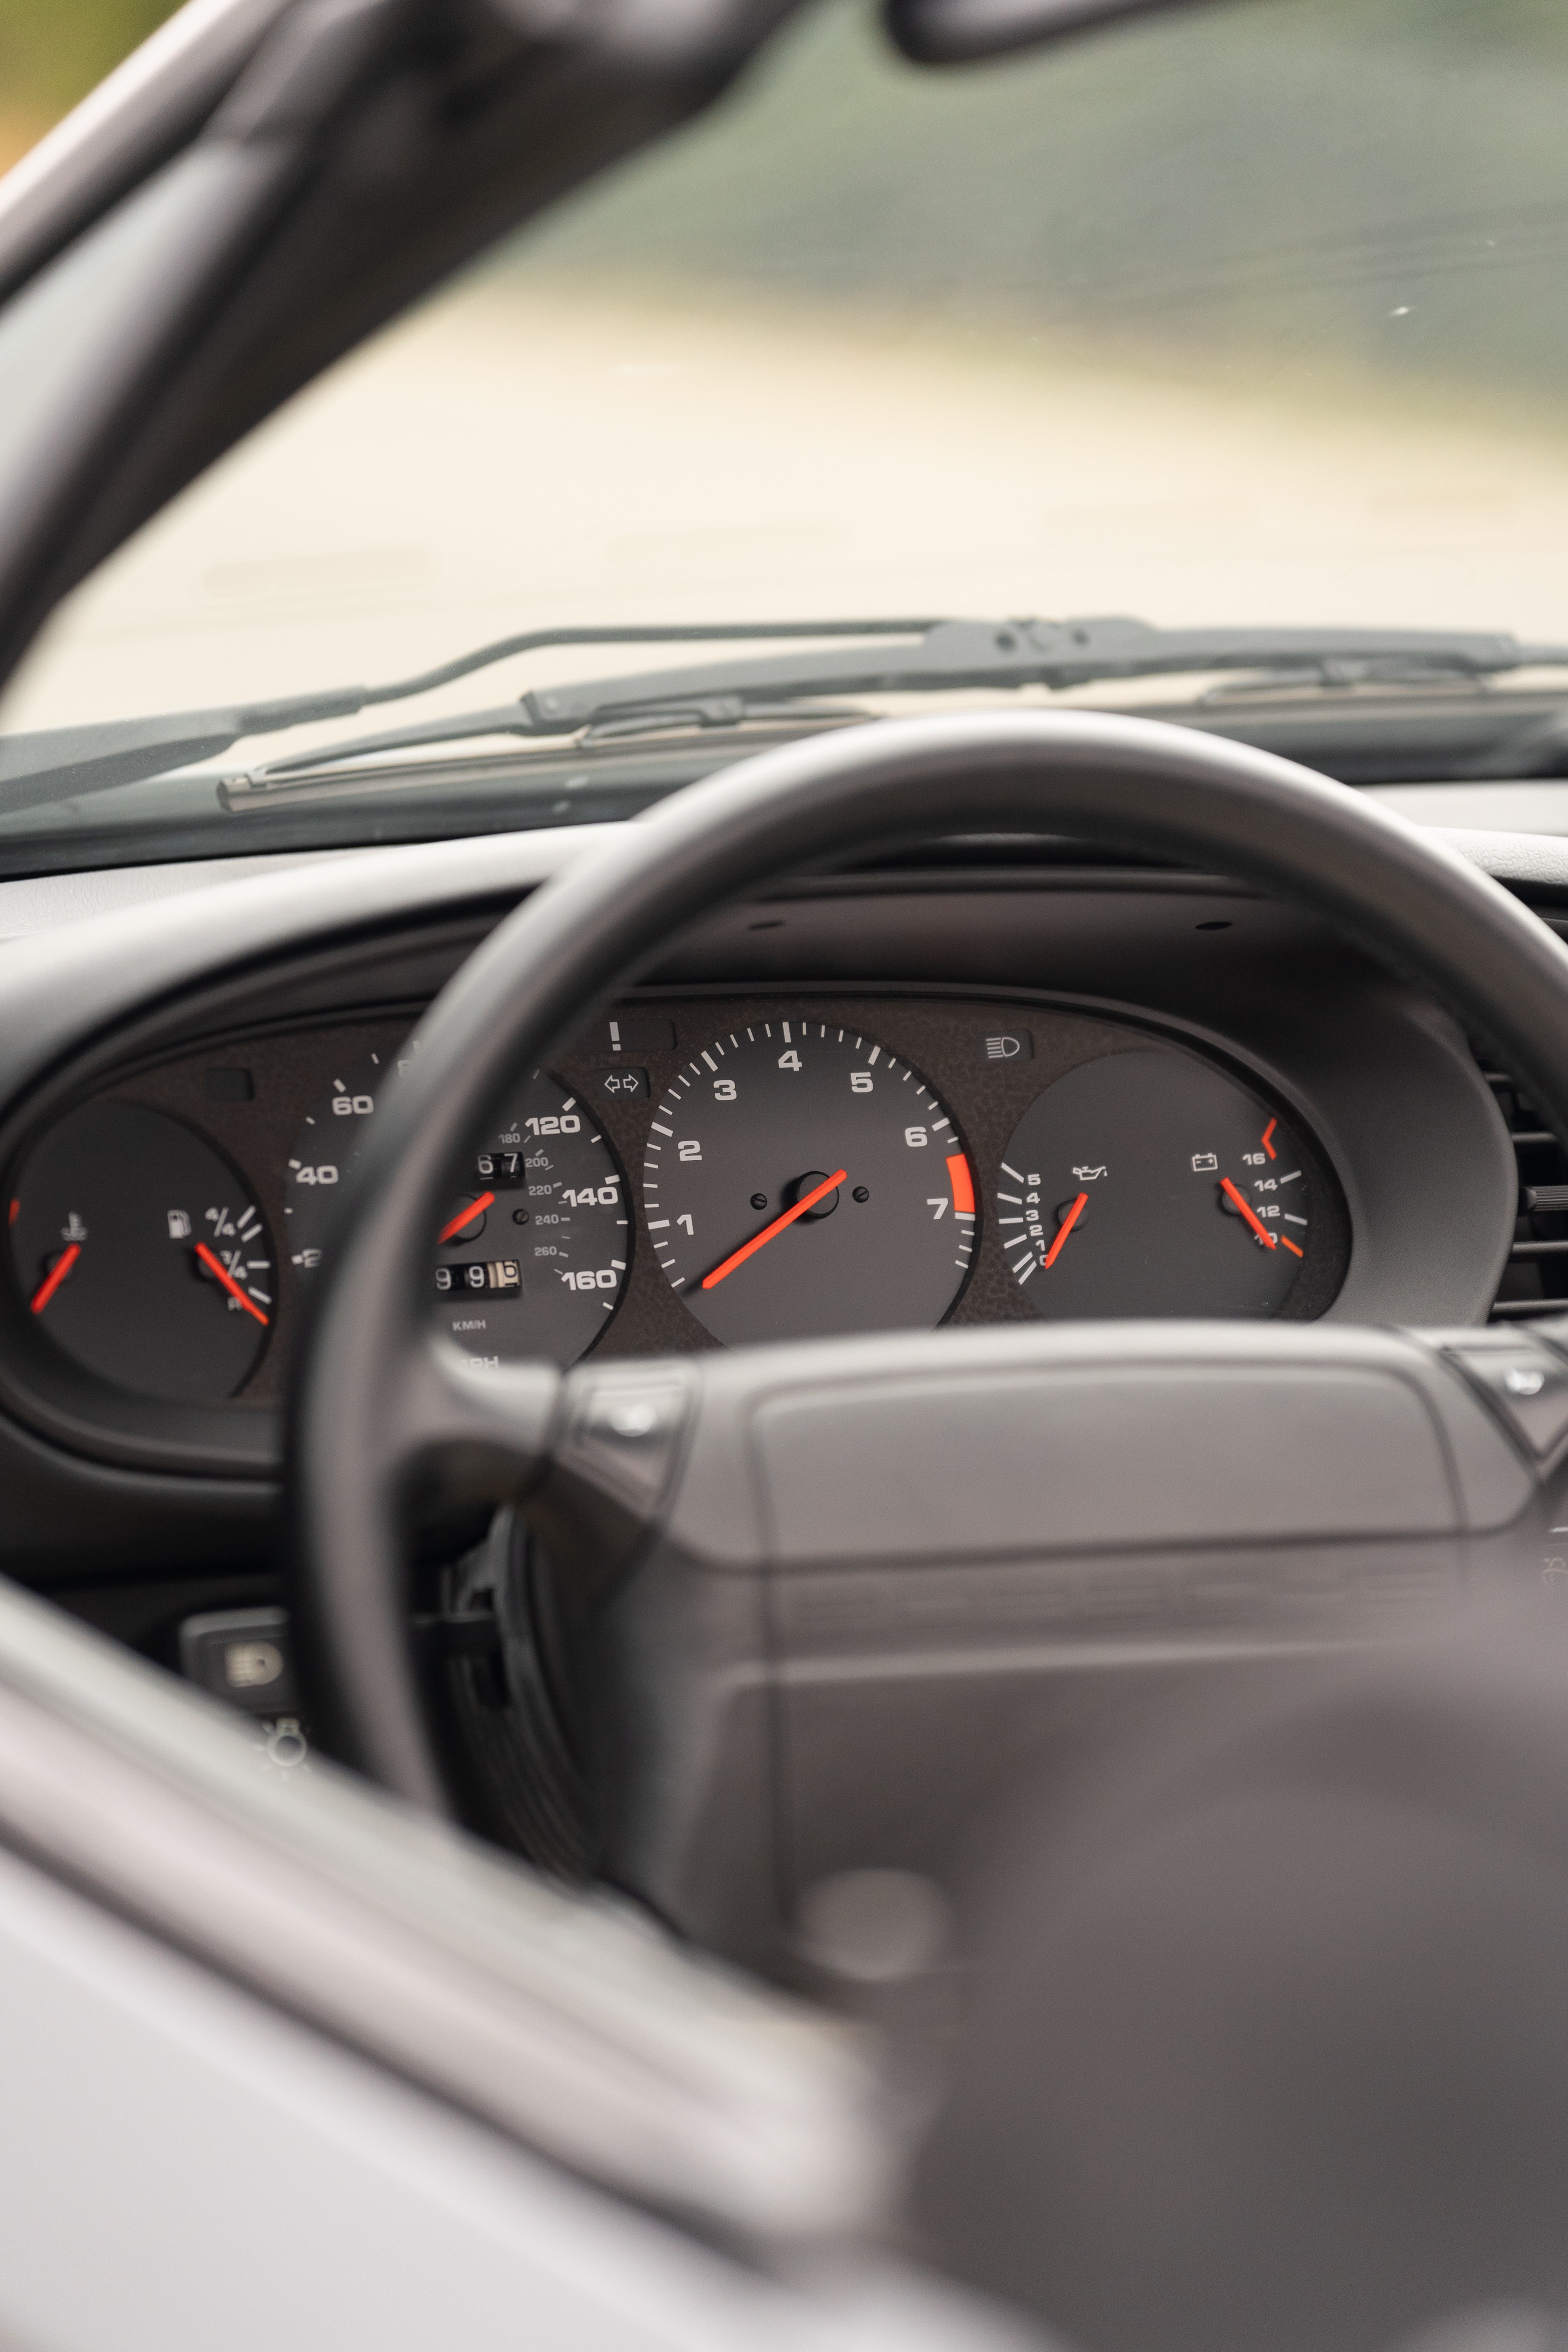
<box><xmin>702</xmin><ymin>1170</ymin><xmax>848</xmax><ymax>1291</ymax></box>
<box><xmin>30</xmin><ymin>1242</ymin><xmax>80</xmax><ymax>1315</ymax></box>
<box><xmin>1261</xmin><ymin>1118</ymin><xmax>1277</xmax><ymax>1161</ymax></box>
<box><xmin>1220</xmin><ymin>1175</ymin><xmax>1277</xmax><ymax>1248</ymax></box>
<box><xmin>946</xmin><ymin>1153</ymin><xmax>975</xmax><ymax>1215</ymax></box>
<box><xmin>7</xmin><ymin>1199</ymin><xmax>17</xmax><ymax>1227</ymax></box>
<box><xmin>194</xmin><ymin>1241</ymin><xmax>270</xmax><ymax>1326</ymax></box>
<box><xmin>1280</xmin><ymin>1234</ymin><xmax>1305</xmax><ymax>1258</ymax></box>
<box><xmin>438</xmin><ymin>1191</ymin><xmax>495</xmax><ymax>1246</ymax></box>
<box><xmin>1043</xmin><ymin>1191</ymin><xmax>1090</xmax><ymax>1269</ymax></box>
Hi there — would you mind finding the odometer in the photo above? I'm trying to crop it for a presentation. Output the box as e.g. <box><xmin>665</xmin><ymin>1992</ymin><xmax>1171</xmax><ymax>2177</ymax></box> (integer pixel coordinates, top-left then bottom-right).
<box><xmin>643</xmin><ymin>1019</ymin><xmax>975</xmax><ymax>1346</ymax></box>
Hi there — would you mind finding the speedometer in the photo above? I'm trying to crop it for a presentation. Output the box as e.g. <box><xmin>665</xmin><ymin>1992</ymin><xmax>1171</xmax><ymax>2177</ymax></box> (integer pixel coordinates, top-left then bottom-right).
<box><xmin>284</xmin><ymin>1049</ymin><xmax>392</xmax><ymax>1276</ymax></box>
<box><xmin>284</xmin><ymin>1052</ymin><xmax>628</xmax><ymax>1364</ymax></box>
<box><xmin>435</xmin><ymin>1075</ymin><xmax>629</xmax><ymax>1365</ymax></box>
<box><xmin>642</xmin><ymin>1018</ymin><xmax>974</xmax><ymax>1345</ymax></box>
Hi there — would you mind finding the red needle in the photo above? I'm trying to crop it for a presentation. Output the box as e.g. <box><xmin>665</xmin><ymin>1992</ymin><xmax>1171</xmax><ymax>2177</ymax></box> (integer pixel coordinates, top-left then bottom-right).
<box><xmin>194</xmin><ymin>1241</ymin><xmax>270</xmax><ymax>1326</ymax></box>
<box><xmin>702</xmin><ymin>1170</ymin><xmax>848</xmax><ymax>1291</ymax></box>
<box><xmin>1220</xmin><ymin>1175</ymin><xmax>1277</xmax><ymax>1249</ymax></box>
<box><xmin>1043</xmin><ymin>1191</ymin><xmax>1089</xmax><ymax>1269</ymax></box>
<box><xmin>30</xmin><ymin>1242</ymin><xmax>80</xmax><ymax>1315</ymax></box>
<box><xmin>439</xmin><ymin>1191</ymin><xmax>495</xmax><ymax>1246</ymax></box>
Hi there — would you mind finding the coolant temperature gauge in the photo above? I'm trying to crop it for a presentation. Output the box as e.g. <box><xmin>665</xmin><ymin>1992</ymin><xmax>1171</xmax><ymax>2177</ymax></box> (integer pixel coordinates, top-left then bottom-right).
<box><xmin>997</xmin><ymin>1048</ymin><xmax>1313</xmax><ymax>1321</ymax></box>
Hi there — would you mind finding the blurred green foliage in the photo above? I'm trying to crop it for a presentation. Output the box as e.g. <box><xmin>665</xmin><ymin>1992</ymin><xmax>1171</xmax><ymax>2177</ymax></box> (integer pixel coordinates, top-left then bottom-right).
<box><xmin>0</xmin><ymin>0</ymin><xmax>181</xmax><ymax>119</ymax></box>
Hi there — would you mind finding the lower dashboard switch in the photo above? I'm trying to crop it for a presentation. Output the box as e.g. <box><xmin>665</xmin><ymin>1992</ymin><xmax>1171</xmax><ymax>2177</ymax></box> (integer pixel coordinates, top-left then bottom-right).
<box><xmin>178</xmin><ymin>1605</ymin><xmax>301</xmax><ymax>1717</ymax></box>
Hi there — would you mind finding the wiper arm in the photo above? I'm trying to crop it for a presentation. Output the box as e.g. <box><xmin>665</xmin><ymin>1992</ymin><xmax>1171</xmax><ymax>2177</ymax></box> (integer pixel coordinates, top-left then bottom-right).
<box><xmin>8</xmin><ymin>614</ymin><xmax>1568</xmax><ymax>811</ymax></box>
<box><xmin>242</xmin><ymin>616</ymin><xmax>1568</xmax><ymax>785</ymax></box>
<box><xmin>504</xmin><ymin>616</ymin><xmax>1568</xmax><ymax>730</ymax></box>
<box><xmin>0</xmin><ymin>618</ymin><xmax>937</xmax><ymax>812</ymax></box>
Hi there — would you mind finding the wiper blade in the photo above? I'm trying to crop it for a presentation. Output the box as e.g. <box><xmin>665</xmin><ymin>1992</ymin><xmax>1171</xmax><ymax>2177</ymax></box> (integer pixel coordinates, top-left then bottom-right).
<box><xmin>0</xmin><ymin>619</ymin><xmax>936</xmax><ymax>812</ymax></box>
<box><xmin>8</xmin><ymin>614</ymin><xmax>1568</xmax><ymax>811</ymax></box>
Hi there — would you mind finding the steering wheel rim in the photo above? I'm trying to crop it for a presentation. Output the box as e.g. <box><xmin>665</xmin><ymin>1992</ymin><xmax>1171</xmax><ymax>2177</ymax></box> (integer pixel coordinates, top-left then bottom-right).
<box><xmin>287</xmin><ymin>708</ymin><xmax>1568</xmax><ymax>1812</ymax></box>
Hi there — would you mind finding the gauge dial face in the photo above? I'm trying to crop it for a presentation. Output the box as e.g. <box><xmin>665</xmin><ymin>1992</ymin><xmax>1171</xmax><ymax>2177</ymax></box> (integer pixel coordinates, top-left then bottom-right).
<box><xmin>11</xmin><ymin>1100</ymin><xmax>274</xmax><ymax>1401</ymax></box>
<box><xmin>285</xmin><ymin>1053</ymin><xmax>629</xmax><ymax>1365</ymax></box>
<box><xmin>643</xmin><ymin>1019</ymin><xmax>974</xmax><ymax>1345</ymax></box>
<box><xmin>998</xmin><ymin>1048</ymin><xmax>1311</xmax><ymax>1319</ymax></box>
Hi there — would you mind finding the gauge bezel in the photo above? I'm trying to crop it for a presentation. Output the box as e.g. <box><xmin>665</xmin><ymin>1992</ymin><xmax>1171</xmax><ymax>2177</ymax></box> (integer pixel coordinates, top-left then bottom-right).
<box><xmin>0</xmin><ymin>972</ymin><xmax>1364</xmax><ymax>1477</ymax></box>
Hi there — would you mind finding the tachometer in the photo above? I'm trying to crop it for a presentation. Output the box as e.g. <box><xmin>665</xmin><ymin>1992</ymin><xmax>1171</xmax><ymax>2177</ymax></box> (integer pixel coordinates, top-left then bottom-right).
<box><xmin>11</xmin><ymin>1100</ymin><xmax>274</xmax><ymax>1400</ymax></box>
<box><xmin>997</xmin><ymin>1048</ymin><xmax>1311</xmax><ymax>1319</ymax></box>
<box><xmin>643</xmin><ymin>1019</ymin><xmax>974</xmax><ymax>1345</ymax></box>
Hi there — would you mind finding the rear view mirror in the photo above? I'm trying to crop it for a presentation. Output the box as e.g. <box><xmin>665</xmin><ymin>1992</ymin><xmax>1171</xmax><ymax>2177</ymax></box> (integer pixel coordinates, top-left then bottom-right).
<box><xmin>884</xmin><ymin>0</ymin><xmax>1234</xmax><ymax>66</ymax></box>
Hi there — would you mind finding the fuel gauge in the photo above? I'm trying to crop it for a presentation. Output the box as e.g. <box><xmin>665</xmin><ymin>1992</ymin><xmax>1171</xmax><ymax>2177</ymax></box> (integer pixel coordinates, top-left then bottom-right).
<box><xmin>11</xmin><ymin>1100</ymin><xmax>274</xmax><ymax>1400</ymax></box>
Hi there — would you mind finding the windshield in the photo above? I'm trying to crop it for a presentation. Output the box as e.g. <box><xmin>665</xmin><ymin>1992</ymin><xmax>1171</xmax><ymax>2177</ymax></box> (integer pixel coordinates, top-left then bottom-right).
<box><xmin>5</xmin><ymin>0</ymin><xmax>1568</xmax><ymax>866</ymax></box>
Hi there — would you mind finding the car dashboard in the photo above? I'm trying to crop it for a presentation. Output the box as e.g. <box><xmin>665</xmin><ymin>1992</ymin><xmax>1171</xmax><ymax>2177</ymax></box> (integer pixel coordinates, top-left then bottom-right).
<box><xmin>0</xmin><ymin>819</ymin><xmax>1554</xmax><ymax>1681</ymax></box>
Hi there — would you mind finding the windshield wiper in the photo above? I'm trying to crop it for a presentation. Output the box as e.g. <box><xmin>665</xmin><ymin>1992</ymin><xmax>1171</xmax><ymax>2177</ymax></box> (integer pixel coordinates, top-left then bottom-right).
<box><xmin>0</xmin><ymin>620</ymin><xmax>934</xmax><ymax>812</ymax></box>
<box><xmin>7</xmin><ymin>614</ymin><xmax>1568</xmax><ymax>813</ymax></box>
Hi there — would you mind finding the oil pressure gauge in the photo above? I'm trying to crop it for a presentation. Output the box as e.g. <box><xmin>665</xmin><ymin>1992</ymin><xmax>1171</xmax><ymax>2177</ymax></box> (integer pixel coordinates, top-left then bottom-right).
<box><xmin>998</xmin><ymin>1047</ymin><xmax>1317</xmax><ymax>1320</ymax></box>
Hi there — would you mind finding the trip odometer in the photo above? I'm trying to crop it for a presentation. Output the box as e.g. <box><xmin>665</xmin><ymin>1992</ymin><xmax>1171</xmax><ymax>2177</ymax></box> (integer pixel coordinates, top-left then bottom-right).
<box><xmin>643</xmin><ymin>1020</ymin><xmax>975</xmax><ymax>1346</ymax></box>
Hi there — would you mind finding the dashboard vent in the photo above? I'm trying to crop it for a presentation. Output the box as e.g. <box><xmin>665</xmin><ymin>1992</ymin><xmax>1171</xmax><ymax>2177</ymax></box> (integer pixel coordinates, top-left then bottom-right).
<box><xmin>1483</xmin><ymin>1069</ymin><xmax>1568</xmax><ymax>1321</ymax></box>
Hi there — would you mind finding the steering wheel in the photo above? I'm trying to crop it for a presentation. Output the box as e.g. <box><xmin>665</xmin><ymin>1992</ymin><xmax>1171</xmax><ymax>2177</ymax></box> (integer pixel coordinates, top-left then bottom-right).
<box><xmin>288</xmin><ymin>711</ymin><xmax>1568</xmax><ymax>1953</ymax></box>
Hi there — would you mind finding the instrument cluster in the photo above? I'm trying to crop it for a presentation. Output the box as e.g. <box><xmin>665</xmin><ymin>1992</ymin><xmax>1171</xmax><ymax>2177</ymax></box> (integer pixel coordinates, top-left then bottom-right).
<box><xmin>5</xmin><ymin>993</ymin><xmax>1350</xmax><ymax>1407</ymax></box>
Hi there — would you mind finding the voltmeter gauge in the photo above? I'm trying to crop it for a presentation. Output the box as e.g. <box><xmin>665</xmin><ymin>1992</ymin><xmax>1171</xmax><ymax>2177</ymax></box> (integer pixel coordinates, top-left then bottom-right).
<box><xmin>998</xmin><ymin>1048</ymin><xmax>1313</xmax><ymax>1320</ymax></box>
